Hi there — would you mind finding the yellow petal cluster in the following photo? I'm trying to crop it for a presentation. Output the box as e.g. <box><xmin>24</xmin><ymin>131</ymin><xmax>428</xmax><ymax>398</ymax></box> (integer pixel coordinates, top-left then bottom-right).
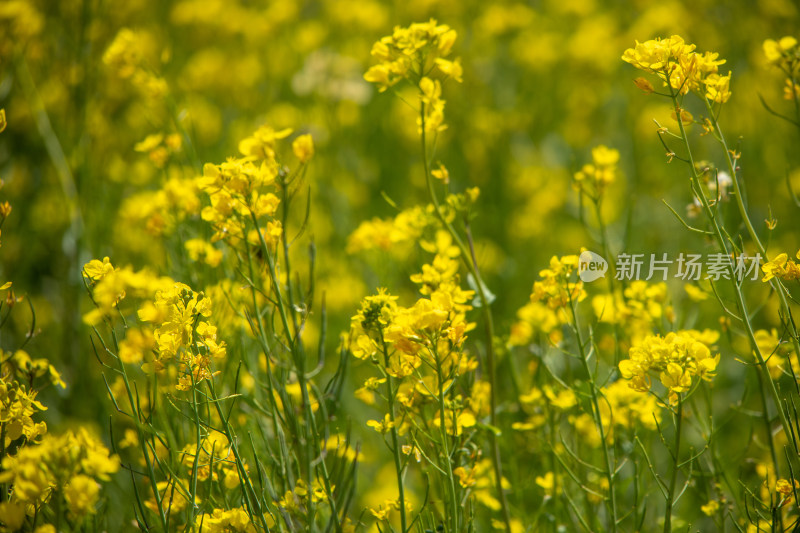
<box><xmin>619</xmin><ymin>330</ymin><xmax>720</xmax><ymax>405</ymax></box>
<box><xmin>622</xmin><ymin>35</ymin><xmax>732</xmax><ymax>103</ymax></box>
<box><xmin>761</xmin><ymin>250</ymin><xmax>800</xmax><ymax>282</ymax></box>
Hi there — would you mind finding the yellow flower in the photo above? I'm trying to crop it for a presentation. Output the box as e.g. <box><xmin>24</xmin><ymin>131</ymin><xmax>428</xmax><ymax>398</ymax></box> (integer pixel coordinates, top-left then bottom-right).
<box><xmin>196</xmin><ymin>507</ymin><xmax>259</xmax><ymax>532</ymax></box>
<box><xmin>619</xmin><ymin>331</ymin><xmax>719</xmax><ymax>403</ymax></box>
<box><xmin>684</xmin><ymin>284</ymin><xmax>708</xmax><ymax>302</ymax></box>
<box><xmin>292</xmin><ymin>133</ymin><xmax>315</xmax><ymax>163</ymax></box>
<box><xmin>238</xmin><ymin>125</ymin><xmax>292</xmax><ymax>160</ymax></box>
<box><xmin>366</xmin><ymin>413</ymin><xmax>394</xmax><ymax>434</ymax></box>
<box><xmin>776</xmin><ymin>478</ymin><xmax>797</xmax><ymax>496</ymax></box>
<box><xmin>762</xmin><ymin>252</ymin><xmax>800</xmax><ymax>282</ymax></box>
<box><xmin>701</xmin><ymin>500</ymin><xmax>720</xmax><ymax>516</ymax></box>
<box><xmin>431</xmin><ymin>162</ymin><xmax>450</xmax><ymax>184</ymax></box>
<box><xmin>763</xmin><ymin>36</ymin><xmax>798</xmax><ymax>65</ymax></box>
<box><xmin>64</xmin><ymin>474</ymin><xmax>100</xmax><ymax>518</ymax></box>
<box><xmin>535</xmin><ymin>472</ymin><xmax>557</xmax><ymax>496</ymax></box>
<box><xmin>0</xmin><ymin>502</ymin><xmax>25</xmax><ymax>530</ymax></box>
<box><xmin>623</xmin><ymin>35</ymin><xmax>731</xmax><ymax>104</ymax></box>
<box><xmin>83</xmin><ymin>257</ymin><xmax>116</xmax><ymax>281</ymax></box>
<box><xmin>0</xmin><ymin>108</ymin><xmax>6</xmax><ymax>133</ymax></box>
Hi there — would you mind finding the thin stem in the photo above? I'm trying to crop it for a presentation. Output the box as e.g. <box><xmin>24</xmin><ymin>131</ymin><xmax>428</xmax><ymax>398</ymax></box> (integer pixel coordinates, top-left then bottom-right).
<box><xmin>567</xmin><ymin>292</ymin><xmax>618</xmax><ymax>532</ymax></box>
<box><xmin>419</xmin><ymin>99</ymin><xmax>513</xmax><ymax>533</ymax></box>
<box><xmin>208</xmin><ymin>379</ymin><xmax>272</xmax><ymax>532</ymax></box>
<box><xmin>664</xmin><ymin>399</ymin><xmax>683</xmax><ymax>533</ymax></box>
<box><xmin>379</xmin><ymin>336</ymin><xmax>408</xmax><ymax>533</ymax></box>
<box><xmin>433</xmin><ymin>343</ymin><xmax>460</xmax><ymax>533</ymax></box>
<box><xmin>664</xmin><ymin>86</ymin><xmax>793</xmax><ymax>449</ymax></box>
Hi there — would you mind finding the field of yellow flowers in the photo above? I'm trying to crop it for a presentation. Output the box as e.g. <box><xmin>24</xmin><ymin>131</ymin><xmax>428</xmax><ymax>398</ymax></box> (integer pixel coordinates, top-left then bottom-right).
<box><xmin>2</xmin><ymin>0</ymin><xmax>800</xmax><ymax>531</ymax></box>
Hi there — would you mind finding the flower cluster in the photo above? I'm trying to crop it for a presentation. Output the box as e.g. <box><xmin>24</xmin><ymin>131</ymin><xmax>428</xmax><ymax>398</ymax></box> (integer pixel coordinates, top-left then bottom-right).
<box><xmin>592</xmin><ymin>281</ymin><xmax>673</xmax><ymax>345</ymax></box>
<box><xmin>753</xmin><ymin>328</ymin><xmax>798</xmax><ymax>380</ymax></box>
<box><xmin>103</xmin><ymin>27</ymin><xmax>167</xmax><ymax>99</ymax></box>
<box><xmin>764</xmin><ymin>36</ymin><xmax>799</xmax><ymax>100</ymax></box>
<box><xmin>364</xmin><ymin>19</ymin><xmax>461</xmax><ymax>91</ymax></box>
<box><xmin>134</xmin><ymin>132</ymin><xmax>183</xmax><ymax>168</ymax></box>
<box><xmin>199</xmin><ymin>125</ymin><xmax>313</xmax><ymax>249</ymax></box>
<box><xmin>764</xmin><ymin>36</ymin><xmax>799</xmax><ymax>71</ymax></box>
<box><xmin>350</xmin><ymin>238</ymin><xmax>480</xmax><ymax>441</ymax></box>
<box><xmin>179</xmin><ymin>431</ymin><xmax>244</xmax><ymax>490</ymax></box>
<box><xmin>82</xmin><ymin>257</ymin><xmax>174</xmax><ymax>325</ymax></box>
<box><xmin>531</xmin><ymin>255</ymin><xmax>586</xmax><ymax>310</ymax></box>
<box><xmin>350</xmin><ymin>273</ymin><xmax>474</xmax><ymax>383</ymax></box>
<box><xmin>570</xmin><ymin>380</ymin><xmax>662</xmax><ymax>446</ymax></box>
<box><xmin>512</xmin><ymin>385</ymin><xmax>577</xmax><ymax>432</ymax></box>
<box><xmin>0</xmin><ymin>429</ymin><xmax>119</xmax><ymax>526</ymax></box>
<box><xmin>200</xmin><ymin>156</ymin><xmax>282</xmax><ymax>245</ymax></box>
<box><xmin>364</xmin><ymin>20</ymin><xmax>462</xmax><ymax>132</ymax></box>
<box><xmin>0</xmin><ymin>356</ymin><xmax>53</xmax><ymax>448</ymax></box>
<box><xmin>619</xmin><ymin>330</ymin><xmax>720</xmax><ymax>404</ymax></box>
<box><xmin>194</xmin><ymin>507</ymin><xmax>258</xmax><ymax>532</ymax></box>
<box><xmin>138</xmin><ymin>282</ymin><xmax>226</xmax><ymax>391</ymax></box>
<box><xmin>761</xmin><ymin>250</ymin><xmax>800</xmax><ymax>282</ymax></box>
<box><xmin>622</xmin><ymin>35</ymin><xmax>732</xmax><ymax>103</ymax></box>
<box><xmin>573</xmin><ymin>145</ymin><xmax>620</xmax><ymax>196</ymax></box>
<box><xmin>346</xmin><ymin>204</ymin><xmax>435</xmax><ymax>254</ymax></box>
<box><xmin>119</xmin><ymin>175</ymin><xmax>203</xmax><ymax>237</ymax></box>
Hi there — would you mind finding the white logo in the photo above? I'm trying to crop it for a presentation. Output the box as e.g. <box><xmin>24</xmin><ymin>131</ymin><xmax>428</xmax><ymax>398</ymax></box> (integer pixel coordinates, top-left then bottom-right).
<box><xmin>579</xmin><ymin>250</ymin><xmax>608</xmax><ymax>282</ymax></box>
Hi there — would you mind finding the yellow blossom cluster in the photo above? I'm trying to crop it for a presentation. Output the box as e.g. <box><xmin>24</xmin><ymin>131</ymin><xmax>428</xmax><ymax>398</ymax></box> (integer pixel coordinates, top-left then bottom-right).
<box><xmin>0</xmin><ymin>429</ymin><xmax>119</xmax><ymax>526</ymax></box>
<box><xmin>103</xmin><ymin>27</ymin><xmax>168</xmax><ymax>99</ymax></box>
<box><xmin>570</xmin><ymin>381</ymin><xmax>663</xmax><ymax>446</ymax></box>
<box><xmin>350</xmin><ymin>235</ymin><xmax>482</xmax><ymax>447</ymax></box>
<box><xmin>0</xmin><ymin>367</ymin><xmax>47</xmax><ymax>448</ymax></box>
<box><xmin>350</xmin><ymin>279</ymin><xmax>474</xmax><ymax>380</ymax></box>
<box><xmin>531</xmin><ymin>255</ymin><xmax>586</xmax><ymax>310</ymax></box>
<box><xmin>197</xmin><ymin>124</ymin><xmax>313</xmax><ymax>251</ymax></box>
<box><xmin>82</xmin><ymin>257</ymin><xmax>174</xmax><ymax>325</ymax></box>
<box><xmin>278</xmin><ymin>478</ymin><xmax>330</xmax><ymax>517</ymax></box>
<box><xmin>761</xmin><ymin>250</ymin><xmax>800</xmax><ymax>282</ymax></box>
<box><xmin>364</xmin><ymin>19</ymin><xmax>461</xmax><ymax>91</ymax></box>
<box><xmin>119</xmin><ymin>174</ymin><xmax>203</xmax><ymax>236</ymax></box>
<box><xmin>364</xmin><ymin>20</ymin><xmax>462</xmax><ymax>133</ymax></box>
<box><xmin>622</xmin><ymin>35</ymin><xmax>732</xmax><ymax>103</ymax></box>
<box><xmin>180</xmin><ymin>431</ymin><xmax>244</xmax><ymax>490</ymax></box>
<box><xmin>134</xmin><ymin>132</ymin><xmax>183</xmax><ymax>168</ymax></box>
<box><xmin>453</xmin><ymin>458</ymin><xmax>511</xmax><ymax>512</ymax></box>
<box><xmin>194</xmin><ymin>507</ymin><xmax>260</xmax><ymax>532</ymax></box>
<box><xmin>200</xmin><ymin>156</ymin><xmax>281</xmax><ymax>245</ymax></box>
<box><xmin>138</xmin><ymin>282</ymin><xmax>226</xmax><ymax>391</ymax></box>
<box><xmin>508</xmin><ymin>300</ymin><xmax>563</xmax><ymax>347</ymax></box>
<box><xmin>346</xmin><ymin>205</ymin><xmax>434</xmax><ymax>254</ymax></box>
<box><xmin>185</xmin><ymin>238</ymin><xmax>224</xmax><ymax>267</ymax></box>
<box><xmin>369</xmin><ymin>498</ymin><xmax>413</xmax><ymax>522</ymax></box>
<box><xmin>347</xmin><ymin>190</ymin><xmax>479</xmax><ymax>255</ymax></box>
<box><xmin>619</xmin><ymin>330</ymin><xmax>720</xmax><ymax>404</ymax></box>
<box><xmin>592</xmin><ymin>281</ymin><xmax>673</xmax><ymax>345</ymax></box>
<box><xmin>763</xmin><ymin>36</ymin><xmax>799</xmax><ymax>79</ymax></box>
<box><xmin>753</xmin><ymin>329</ymin><xmax>798</xmax><ymax>380</ymax></box>
<box><xmin>512</xmin><ymin>385</ymin><xmax>577</xmax><ymax>432</ymax></box>
<box><xmin>573</xmin><ymin>145</ymin><xmax>620</xmax><ymax>195</ymax></box>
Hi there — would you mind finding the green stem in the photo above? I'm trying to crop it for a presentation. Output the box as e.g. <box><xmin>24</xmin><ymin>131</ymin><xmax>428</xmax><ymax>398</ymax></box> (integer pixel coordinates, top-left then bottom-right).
<box><xmin>433</xmin><ymin>343</ymin><xmax>460</xmax><ymax>533</ymax></box>
<box><xmin>208</xmin><ymin>380</ymin><xmax>272</xmax><ymax>532</ymax></box>
<box><xmin>567</xmin><ymin>294</ymin><xmax>618</xmax><ymax>532</ymax></box>
<box><xmin>124</xmin><ymin>377</ymin><xmax>167</xmax><ymax>530</ymax></box>
<box><xmin>666</xmin><ymin>88</ymin><xmax>793</xmax><ymax>450</ymax></box>
<box><xmin>419</xmin><ymin>98</ymin><xmax>512</xmax><ymax>533</ymax></box>
<box><xmin>380</xmin><ymin>337</ymin><xmax>408</xmax><ymax>533</ymax></box>
<box><xmin>591</xmin><ymin>195</ymin><xmax>623</xmax><ymax>365</ymax></box>
<box><xmin>663</xmin><ymin>398</ymin><xmax>683</xmax><ymax>533</ymax></box>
